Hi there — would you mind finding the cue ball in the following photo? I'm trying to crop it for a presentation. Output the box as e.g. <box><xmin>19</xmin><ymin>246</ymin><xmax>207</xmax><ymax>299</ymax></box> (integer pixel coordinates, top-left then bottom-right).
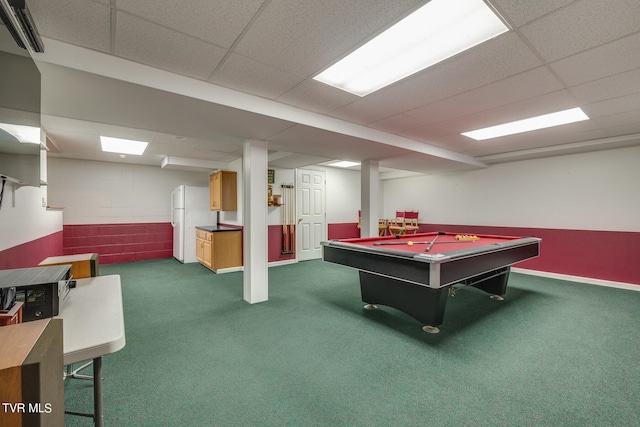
<box><xmin>407</xmin><ymin>241</ymin><xmax>413</xmax><ymax>246</ymax></box>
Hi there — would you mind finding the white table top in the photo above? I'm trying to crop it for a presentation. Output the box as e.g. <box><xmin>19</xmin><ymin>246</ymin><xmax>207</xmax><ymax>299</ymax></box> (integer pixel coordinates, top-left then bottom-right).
<box><xmin>40</xmin><ymin>253</ymin><xmax>97</xmax><ymax>264</ymax></box>
<box><xmin>55</xmin><ymin>275</ymin><xmax>126</xmax><ymax>365</ymax></box>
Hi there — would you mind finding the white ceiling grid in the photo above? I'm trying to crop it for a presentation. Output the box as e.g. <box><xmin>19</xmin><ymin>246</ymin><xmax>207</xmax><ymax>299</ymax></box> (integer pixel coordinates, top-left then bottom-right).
<box><xmin>9</xmin><ymin>0</ymin><xmax>638</xmax><ymax>173</ymax></box>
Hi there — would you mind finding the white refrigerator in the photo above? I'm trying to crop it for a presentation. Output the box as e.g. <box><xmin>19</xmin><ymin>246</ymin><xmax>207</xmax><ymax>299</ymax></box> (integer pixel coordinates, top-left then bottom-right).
<box><xmin>171</xmin><ymin>185</ymin><xmax>216</xmax><ymax>263</ymax></box>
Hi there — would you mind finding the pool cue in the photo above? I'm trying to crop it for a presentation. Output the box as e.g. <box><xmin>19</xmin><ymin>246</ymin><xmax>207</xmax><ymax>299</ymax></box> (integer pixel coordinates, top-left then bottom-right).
<box><xmin>282</xmin><ymin>184</ymin><xmax>288</xmax><ymax>252</ymax></box>
<box><xmin>289</xmin><ymin>184</ymin><xmax>295</xmax><ymax>252</ymax></box>
<box><xmin>425</xmin><ymin>231</ymin><xmax>445</xmax><ymax>252</ymax></box>
<box><xmin>373</xmin><ymin>241</ymin><xmax>476</xmax><ymax>246</ymax></box>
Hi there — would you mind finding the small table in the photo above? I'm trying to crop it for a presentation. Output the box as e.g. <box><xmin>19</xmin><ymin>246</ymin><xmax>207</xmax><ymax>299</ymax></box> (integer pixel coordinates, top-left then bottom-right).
<box><xmin>39</xmin><ymin>253</ymin><xmax>99</xmax><ymax>279</ymax></box>
<box><xmin>55</xmin><ymin>275</ymin><xmax>126</xmax><ymax>427</ymax></box>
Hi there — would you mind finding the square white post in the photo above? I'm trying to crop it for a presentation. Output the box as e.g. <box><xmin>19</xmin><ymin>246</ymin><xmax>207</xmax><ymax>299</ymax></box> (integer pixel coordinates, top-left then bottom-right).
<box><xmin>243</xmin><ymin>140</ymin><xmax>268</xmax><ymax>303</ymax></box>
<box><xmin>360</xmin><ymin>160</ymin><xmax>379</xmax><ymax>238</ymax></box>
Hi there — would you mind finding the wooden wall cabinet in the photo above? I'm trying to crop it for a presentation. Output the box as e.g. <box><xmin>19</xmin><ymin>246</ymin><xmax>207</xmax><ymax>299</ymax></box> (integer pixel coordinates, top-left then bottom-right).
<box><xmin>209</xmin><ymin>171</ymin><xmax>237</xmax><ymax>211</ymax></box>
<box><xmin>196</xmin><ymin>229</ymin><xmax>242</xmax><ymax>272</ymax></box>
<box><xmin>0</xmin><ymin>318</ymin><xmax>64</xmax><ymax>427</ymax></box>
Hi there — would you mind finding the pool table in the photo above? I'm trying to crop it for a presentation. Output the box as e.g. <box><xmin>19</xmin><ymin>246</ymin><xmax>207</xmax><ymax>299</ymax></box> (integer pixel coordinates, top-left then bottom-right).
<box><xmin>321</xmin><ymin>232</ymin><xmax>541</xmax><ymax>333</ymax></box>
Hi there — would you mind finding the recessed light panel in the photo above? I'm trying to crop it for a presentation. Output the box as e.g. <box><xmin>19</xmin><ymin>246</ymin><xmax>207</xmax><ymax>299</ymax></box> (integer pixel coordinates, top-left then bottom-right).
<box><xmin>100</xmin><ymin>136</ymin><xmax>148</xmax><ymax>155</ymax></box>
<box><xmin>0</xmin><ymin>123</ymin><xmax>41</xmax><ymax>144</ymax></box>
<box><xmin>461</xmin><ymin>108</ymin><xmax>590</xmax><ymax>140</ymax></box>
<box><xmin>314</xmin><ymin>0</ymin><xmax>509</xmax><ymax>96</ymax></box>
<box><xmin>328</xmin><ymin>161</ymin><xmax>360</xmax><ymax>168</ymax></box>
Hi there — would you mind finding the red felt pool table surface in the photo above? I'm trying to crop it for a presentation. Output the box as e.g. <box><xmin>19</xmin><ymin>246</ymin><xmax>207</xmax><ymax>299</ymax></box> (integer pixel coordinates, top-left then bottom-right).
<box><xmin>338</xmin><ymin>232</ymin><xmax>521</xmax><ymax>254</ymax></box>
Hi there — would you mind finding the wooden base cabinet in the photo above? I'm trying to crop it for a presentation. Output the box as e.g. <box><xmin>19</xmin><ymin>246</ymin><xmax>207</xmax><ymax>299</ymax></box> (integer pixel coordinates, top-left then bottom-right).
<box><xmin>196</xmin><ymin>229</ymin><xmax>242</xmax><ymax>272</ymax></box>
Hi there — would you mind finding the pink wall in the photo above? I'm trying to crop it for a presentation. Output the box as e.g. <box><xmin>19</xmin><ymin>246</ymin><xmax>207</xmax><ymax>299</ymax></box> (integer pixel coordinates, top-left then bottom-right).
<box><xmin>327</xmin><ymin>222</ymin><xmax>640</xmax><ymax>286</ymax></box>
<box><xmin>328</xmin><ymin>223</ymin><xmax>359</xmax><ymax>240</ymax></box>
<box><xmin>63</xmin><ymin>223</ymin><xmax>173</xmax><ymax>265</ymax></box>
<box><xmin>0</xmin><ymin>231</ymin><xmax>64</xmax><ymax>270</ymax></box>
<box><xmin>7</xmin><ymin>221</ymin><xmax>635</xmax><ymax>286</ymax></box>
<box><xmin>268</xmin><ymin>225</ymin><xmax>296</xmax><ymax>263</ymax></box>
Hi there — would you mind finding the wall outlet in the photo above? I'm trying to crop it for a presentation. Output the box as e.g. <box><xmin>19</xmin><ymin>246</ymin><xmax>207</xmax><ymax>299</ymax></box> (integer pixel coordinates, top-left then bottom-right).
<box><xmin>42</xmin><ymin>197</ymin><xmax>46</xmax><ymax>207</ymax></box>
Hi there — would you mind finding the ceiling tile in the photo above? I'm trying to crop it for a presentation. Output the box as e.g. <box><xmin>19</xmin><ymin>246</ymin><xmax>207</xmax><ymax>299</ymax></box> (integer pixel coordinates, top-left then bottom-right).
<box><xmin>115</xmin><ymin>12</ymin><xmax>227</xmax><ymax>80</ymax></box>
<box><xmin>276</xmin><ymin>79</ymin><xmax>357</xmax><ymax>114</ymax></box>
<box><xmin>117</xmin><ymin>0</ymin><xmax>265</xmax><ymax>48</ymax></box>
<box><xmin>405</xmin><ymin>67</ymin><xmax>564</xmax><ymax>125</ymax></box>
<box><xmin>521</xmin><ymin>0</ymin><xmax>640</xmax><ymax>62</ymax></box>
<box><xmin>368</xmin><ymin>113</ymin><xmax>423</xmax><ymax>135</ymax></box>
<box><xmin>363</xmin><ymin>32</ymin><xmax>543</xmax><ymax>113</ymax></box>
<box><xmin>234</xmin><ymin>0</ymin><xmax>424</xmax><ymax>77</ymax></box>
<box><xmin>583</xmin><ymin>93</ymin><xmax>640</xmax><ymax>119</ymax></box>
<box><xmin>209</xmin><ymin>53</ymin><xmax>302</xmax><ymax>100</ymax></box>
<box><xmin>570</xmin><ymin>67</ymin><xmax>640</xmax><ymax>104</ymax></box>
<box><xmin>401</xmin><ymin>124</ymin><xmax>465</xmax><ymax>145</ymax></box>
<box><xmin>595</xmin><ymin>111</ymin><xmax>640</xmax><ymax>131</ymax></box>
<box><xmin>492</xmin><ymin>0</ymin><xmax>575</xmax><ymax>27</ymax></box>
<box><xmin>550</xmin><ymin>32</ymin><xmax>640</xmax><ymax>87</ymax></box>
<box><xmin>326</xmin><ymin>99</ymin><xmax>397</xmax><ymax>126</ymax></box>
<box><xmin>29</xmin><ymin>0</ymin><xmax>111</xmax><ymax>53</ymax></box>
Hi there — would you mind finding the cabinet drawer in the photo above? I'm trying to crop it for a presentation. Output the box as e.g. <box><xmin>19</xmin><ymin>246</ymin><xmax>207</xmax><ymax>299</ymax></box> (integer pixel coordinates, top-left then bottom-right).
<box><xmin>196</xmin><ymin>230</ymin><xmax>212</xmax><ymax>241</ymax></box>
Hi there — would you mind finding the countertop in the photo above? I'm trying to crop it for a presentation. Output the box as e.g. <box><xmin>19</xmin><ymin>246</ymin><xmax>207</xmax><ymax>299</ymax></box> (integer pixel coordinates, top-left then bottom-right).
<box><xmin>196</xmin><ymin>225</ymin><xmax>241</xmax><ymax>232</ymax></box>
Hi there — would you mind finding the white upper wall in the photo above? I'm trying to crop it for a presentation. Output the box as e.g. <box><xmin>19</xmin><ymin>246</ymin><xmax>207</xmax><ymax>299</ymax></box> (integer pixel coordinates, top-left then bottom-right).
<box><xmin>45</xmin><ymin>145</ymin><xmax>639</xmax><ymax>232</ymax></box>
<box><xmin>47</xmin><ymin>157</ymin><xmax>210</xmax><ymax>224</ymax></box>
<box><xmin>0</xmin><ymin>184</ymin><xmax>62</xmax><ymax>251</ymax></box>
<box><xmin>325</xmin><ymin>166</ymin><xmax>362</xmax><ymax>224</ymax></box>
<box><xmin>383</xmin><ymin>146</ymin><xmax>640</xmax><ymax>232</ymax></box>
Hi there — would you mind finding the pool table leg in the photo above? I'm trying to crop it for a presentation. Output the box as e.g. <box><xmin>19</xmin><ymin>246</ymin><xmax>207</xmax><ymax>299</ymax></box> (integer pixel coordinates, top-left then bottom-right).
<box><xmin>468</xmin><ymin>267</ymin><xmax>510</xmax><ymax>299</ymax></box>
<box><xmin>359</xmin><ymin>271</ymin><xmax>449</xmax><ymax>332</ymax></box>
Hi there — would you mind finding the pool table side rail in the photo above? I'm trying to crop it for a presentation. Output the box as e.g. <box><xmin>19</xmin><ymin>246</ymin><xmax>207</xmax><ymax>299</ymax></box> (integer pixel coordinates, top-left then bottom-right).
<box><xmin>322</xmin><ymin>237</ymin><xmax>540</xmax><ymax>264</ymax></box>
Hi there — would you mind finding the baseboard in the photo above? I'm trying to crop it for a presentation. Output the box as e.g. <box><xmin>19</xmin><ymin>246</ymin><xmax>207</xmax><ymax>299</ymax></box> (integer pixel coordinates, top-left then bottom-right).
<box><xmin>268</xmin><ymin>259</ymin><xmax>298</xmax><ymax>268</ymax></box>
<box><xmin>214</xmin><ymin>266</ymin><xmax>244</xmax><ymax>274</ymax></box>
<box><xmin>512</xmin><ymin>268</ymin><xmax>640</xmax><ymax>292</ymax></box>
<box><xmin>213</xmin><ymin>259</ymin><xmax>298</xmax><ymax>272</ymax></box>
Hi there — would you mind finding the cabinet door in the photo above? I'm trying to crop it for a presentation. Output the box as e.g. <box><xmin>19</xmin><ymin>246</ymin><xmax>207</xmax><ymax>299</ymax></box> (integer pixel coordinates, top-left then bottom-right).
<box><xmin>211</xmin><ymin>231</ymin><xmax>242</xmax><ymax>270</ymax></box>
<box><xmin>195</xmin><ymin>237</ymin><xmax>204</xmax><ymax>262</ymax></box>
<box><xmin>203</xmin><ymin>240</ymin><xmax>212</xmax><ymax>268</ymax></box>
<box><xmin>209</xmin><ymin>172</ymin><xmax>222</xmax><ymax>210</ymax></box>
<box><xmin>209</xmin><ymin>171</ymin><xmax>237</xmax><ymax>211</ymax></box>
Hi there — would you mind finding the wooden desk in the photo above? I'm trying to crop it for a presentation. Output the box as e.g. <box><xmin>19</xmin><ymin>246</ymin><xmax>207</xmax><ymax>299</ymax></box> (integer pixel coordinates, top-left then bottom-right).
<box><xmin>55</xmin><ymin>275</ymin><xmax>125</xmax><ymax>427</ymax></box>
<box><xmin>39</xmin><ymin>253</ymin><xmax>99</xmax><ymax>279</ymax></box>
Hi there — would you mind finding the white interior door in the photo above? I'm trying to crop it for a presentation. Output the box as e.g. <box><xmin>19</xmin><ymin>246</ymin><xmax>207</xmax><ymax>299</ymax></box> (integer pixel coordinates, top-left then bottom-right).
<box><xmin>296</xmin><ymin>169</ymin><xmax>326</xmax><ymax>261</ymax></box>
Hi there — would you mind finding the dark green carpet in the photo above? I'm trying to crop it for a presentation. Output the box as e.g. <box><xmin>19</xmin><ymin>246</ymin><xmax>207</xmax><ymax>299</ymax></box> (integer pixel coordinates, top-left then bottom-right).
<box><xmin>63</xmin><ymin>259</ymin><xmax>640</xmax><ymax>426</ymax></box>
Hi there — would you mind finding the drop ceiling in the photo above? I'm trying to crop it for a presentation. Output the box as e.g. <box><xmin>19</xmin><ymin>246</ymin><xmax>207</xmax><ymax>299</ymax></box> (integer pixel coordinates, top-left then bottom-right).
<box><xmin>8</xmin><ymin>0</ymin><xmax>640</xmax><ymax>174</ymax></box>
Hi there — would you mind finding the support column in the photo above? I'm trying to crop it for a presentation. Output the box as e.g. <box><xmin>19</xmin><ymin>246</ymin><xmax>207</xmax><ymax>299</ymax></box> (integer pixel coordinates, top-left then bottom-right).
<box><xmin>360</xmin><ymin>160</ymin><xmax>379</xmax><ymax>238</ymax></box>
<box><xmin>243</xmin><ymin>140</ymin><xmax>268</xmax><ymax>303</ymax></box>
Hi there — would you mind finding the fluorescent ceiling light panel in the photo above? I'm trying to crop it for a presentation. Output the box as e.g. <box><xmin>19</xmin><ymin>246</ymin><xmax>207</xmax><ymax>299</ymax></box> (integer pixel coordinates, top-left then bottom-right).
<box><xmin>0</xmin><ymin>123</ymin><xmax>40</xmax><ymax>144</ymax></box>
<box><xmin>328</xmin><ymin>161</ymin><xmax>360</xmax><ymax>168</ymax></box>
<box><xmin>313</xmin><ymin>0</ymin><xmax>509</xmax><ymax>96</ymax></box>
<box><xmin>461</xmin><ymin>108</ymin><xmax>590</xmax><ymax>140</ymax></box>
<box><xmin>100</xmin><ymin>136</ymin><xmax>148</xmax><ymax>155</ymax></box>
